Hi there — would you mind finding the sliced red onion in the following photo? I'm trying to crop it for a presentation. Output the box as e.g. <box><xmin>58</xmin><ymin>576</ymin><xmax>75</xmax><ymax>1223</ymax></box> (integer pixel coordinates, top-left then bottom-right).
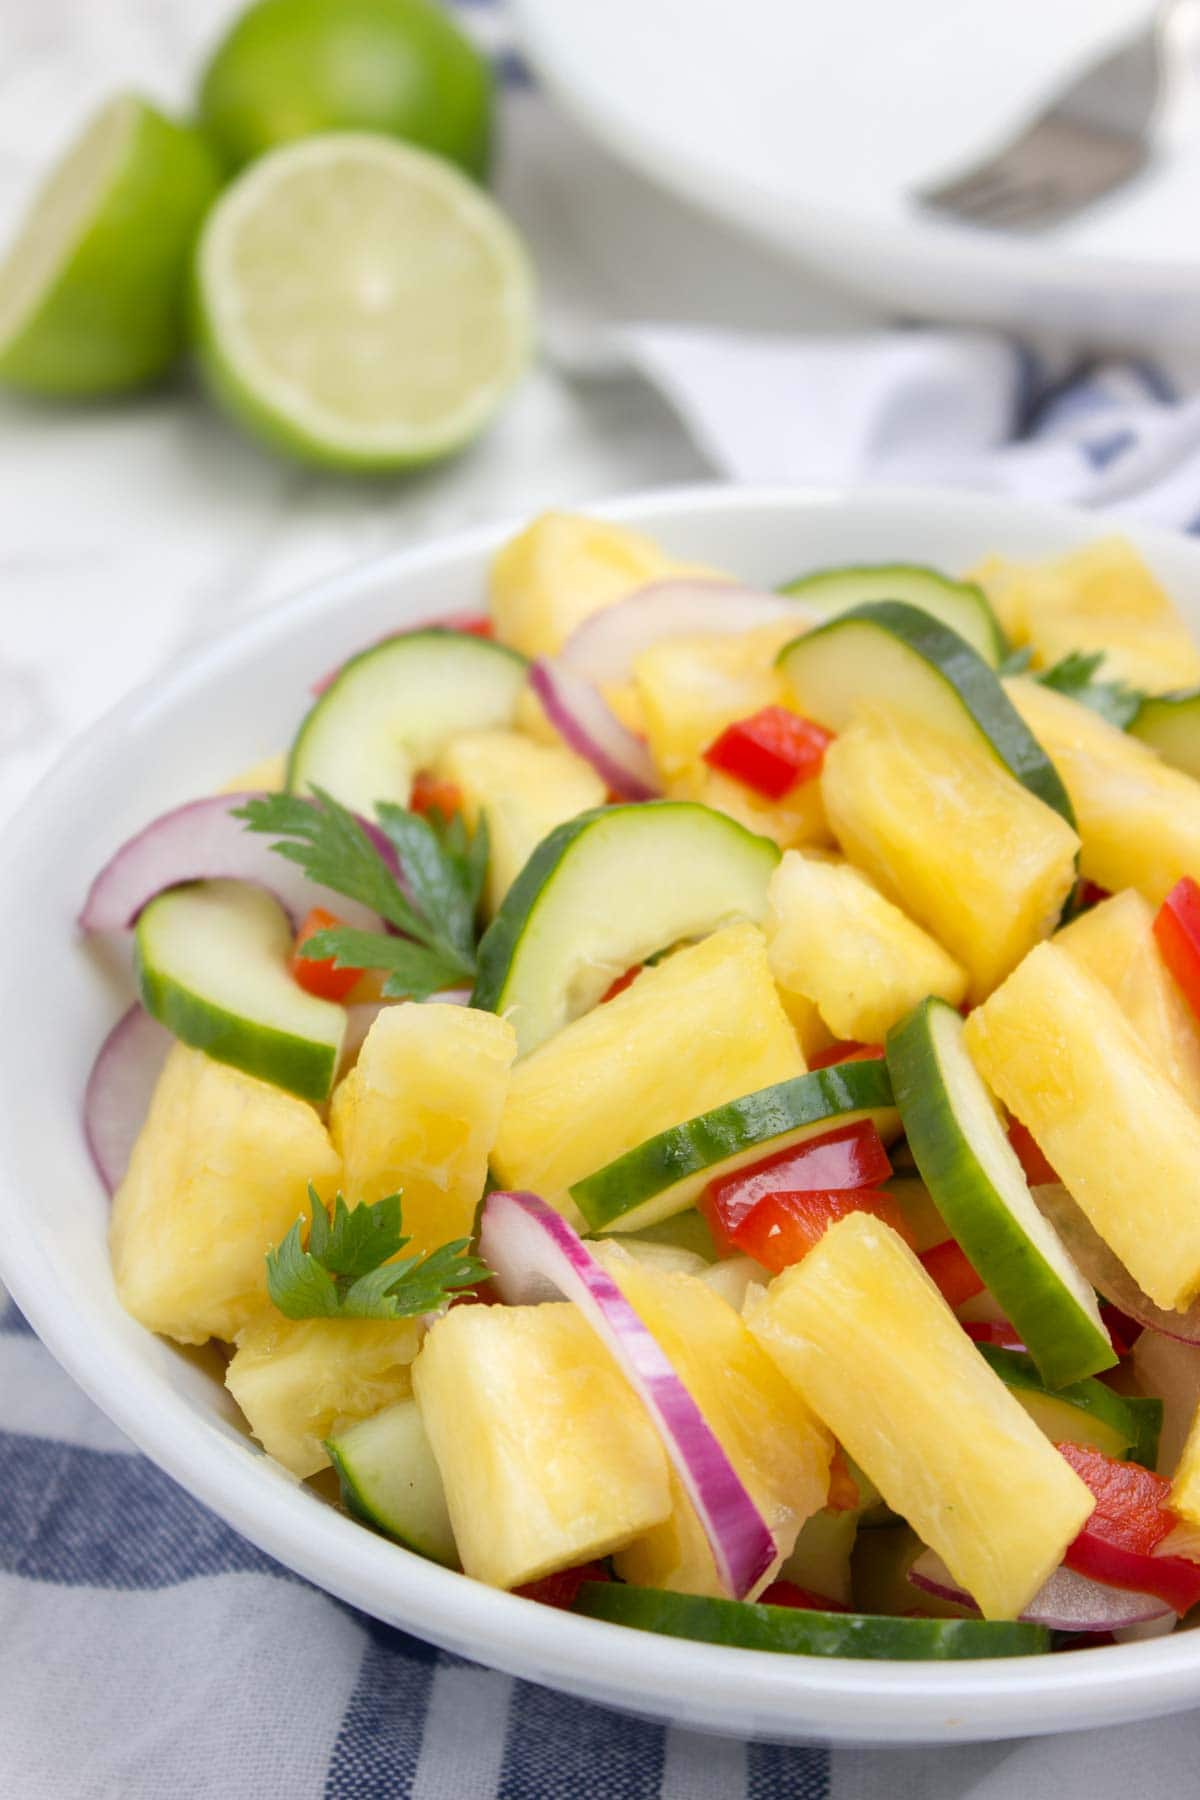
<box><xmin>478</xmin><ymin>1190</ymin><xmax>776</xmax><ymax>1600</ymax></box>
<box><xmin>83</xmin><ymin>1005</ymin><xmax>173</xmax><ymax>1195</ymax></box>
<box><xmin>909</xmin><ymin>1549</ymin><xmax>1171</xmax><ymax>1633</ymax></box>
<box><xmin>529</xmin><ymin>661</ymin><xmax>659</xmax><ymax>800</ymax></box>
<box><xmin>1033</xmin><ymin>1184</ymin><xmax>1200</xmax><ymax>1345</ymax></box>
<box><xmin>79</xmin><ymin>793</ymin><xmax>387</xmax><ymax>934</ymax></box>
<box><xmin>558</xmin><ymin>579</ymin><xmax>813</xmax><ymax>688</ymax></box>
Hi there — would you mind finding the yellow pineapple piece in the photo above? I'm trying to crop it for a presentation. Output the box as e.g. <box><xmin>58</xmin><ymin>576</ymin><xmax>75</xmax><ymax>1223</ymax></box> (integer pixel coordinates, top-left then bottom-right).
<box><xmin>1007</xmin><ymin>676</ymin><xmax>1200</xmax><ymax>903</ymax></box>
<box><xmin>489</xmin><ymin>511</ymin><xmax>718</xmax><ymax>658</ymax></box>
<box><xmin>412</xmin><ymin>1301</ymin><xmax>671</xmax><ymax>1588</ymax></box>
<box><xmin>766</xmin><ymin>849</ymin><xmax>967</xmax><ymax>1042</ymax></box>
<box><xmin>110</xmin><ymin>1044</ymin><xmax>340</xmax><ymax>1346</ymax></box>
<box><xmin>491</xmin><ymin>922</ymin><xmax>805</xmax><ymax>1213</ymax></box>
<box><xmin>593</xmin><ymin>1243</ymin><xmax>831</xmax><ymax>1598</ymax></box>
<box><xmin>632</xmin><ymin>620</ymin><xmax>805</xmax><ymax>781</ymax></box>
<box><xmin>1170</xmin><ymin>1406</ymin><xmax>1200</xmax><ymax>1525</ymax></box>
<box><xmin>666</xmin><ymin>763</ymin><xmax>831</xmax><ymax>854</ymax></box>
<box><xmin>330</xmin><ymin>1003</ymin><xmax>516</xmax><ymax>1257</ymax></box>
<box><xmin>748</xmin><ymin>1213</ymin><xmax>1094</xmax><ymax>1620</ymax></box>
<box><xmin>972</xmin><ymin>537</ymin><xmax>1200</xmax><ymax>692</ymax></box>
<box><xmin>225</xmin><ymin>1309</ymin><xmax>420</xmax><ymax>1478</ymax></box>
<box><xmin>220</xmin><ymin>752</ymin><xmax>286</xmax><ymax>794</ymax></box>
<box><xmin>820</xmin><ymin>705</ymin><xmax>1078</xmax><ymax>1001</ymax></box>
<box><xmin>435</xmin><ymin>729</ymin><xmax>604</xmax><ymax>914</ymax></box>
<box><xmin>964</xmin><ymin>941</ymin><xmax>1200</xmax><ymax>1311</ymax></box>
<box><xmin>1057</xmin><ymin>890</ymin><xmax>1200</xmax><ymax>1111</ymax></box>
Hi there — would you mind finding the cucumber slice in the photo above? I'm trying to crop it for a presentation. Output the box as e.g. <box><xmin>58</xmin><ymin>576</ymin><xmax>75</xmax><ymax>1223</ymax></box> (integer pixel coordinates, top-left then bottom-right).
<box><xmin>288</xmin><ymin>630</ymin><xmax>528</xmax><ymax>813</ymax></box>
<box><xmin>777</xmin><ymin>601</ymin><xmax>1074</xmax><ymax>826</ymax></box>
<box><xmin>1129</xmin><ymin>691</ymin><xmax>1200</xmax><ymax>781</ymax></box>
<box><xmin>574</xmin><ymin>1582</ymin><xmax>1047</xmax><ymax>1659</ymax></box>
<box><xmin>778</xmin><ymin>1506</ymin><xmax>859</xmax><ymax>1607</ymax></box>
<box><xmin>779</xmin><ymin>564</ymin><xmax>1008</xmax><ymax>667</ymax></box>
<box><xmin>571</xmin><ymin>1058</ymin><xmax>898</xmax><ymax>1234</ymax></box>
<box><xmin>977</xmin><ymin>1345</ymin><xmax>1161</xmax><ymax>1466</ymax></box>
<box><xmin>886</xmin><ymin>998</ymin><xmax>1113</xmax><ymax>1388</ymax></box>
<box><xmin>135</xmin><ymin>879</ymin><xmax>345</xmax><ymax>1102</ymax></box>
<box><xmin>852</xmin><ymin>1526</ymin><xmax>970</xmax><ymax>1618</ymax></box>
<box><xmin>326</xmin><ymin>1399</ymin><xmax>457</xmax><ymax>1566</ymax></box>
<box><xmin>472</xmin><ymin>802</ymin><xmax>780</xmax><ymax>1055</ymax></box>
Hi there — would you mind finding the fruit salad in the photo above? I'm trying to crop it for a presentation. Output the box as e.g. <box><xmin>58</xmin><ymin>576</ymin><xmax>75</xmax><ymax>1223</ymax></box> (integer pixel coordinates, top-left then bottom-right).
<box><xmin>80</xmin><ymin>511</ymin><xmax>1200</xmax><ymax>1663</ymax></box>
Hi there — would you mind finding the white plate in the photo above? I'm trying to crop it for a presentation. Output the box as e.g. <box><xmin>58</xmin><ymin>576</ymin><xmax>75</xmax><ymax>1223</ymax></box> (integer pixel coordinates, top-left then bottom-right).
<box><xmin>513</xmin><ymin>0</ymin><xmax>1200</xmax><ymax>349</ymax></box>
<box><xmin>4</xmin><ymin>484</ymin><xmax>1200</xmax><ymax>1747</ymax></box>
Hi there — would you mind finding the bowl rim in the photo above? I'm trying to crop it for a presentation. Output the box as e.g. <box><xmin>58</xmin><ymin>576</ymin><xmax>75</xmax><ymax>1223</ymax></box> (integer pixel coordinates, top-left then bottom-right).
<box><xmin>6</xmin><ymin>480</ymin><xmax>1200</xmax><ymax>1746</ymax></box>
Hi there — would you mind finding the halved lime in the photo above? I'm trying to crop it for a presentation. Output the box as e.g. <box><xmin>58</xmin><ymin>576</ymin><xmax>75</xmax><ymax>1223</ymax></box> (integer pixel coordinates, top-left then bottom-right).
<box><xmin>0</xmin><ymin>96</ymin><xmax>220</xmax><ymax>396</ymax></box>
<box><xmin>198</xmin><ymin>0</ymin><xmax>493</xmax><ymax>179</ymax></box>
<box><xmin>193</xmin><ymin>133</ymin><xmax>536</xmax><ymax>470</ymax></box>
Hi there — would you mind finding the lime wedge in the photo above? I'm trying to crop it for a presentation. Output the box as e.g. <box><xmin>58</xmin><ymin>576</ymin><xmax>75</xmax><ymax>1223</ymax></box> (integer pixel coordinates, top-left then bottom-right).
<box><xmin>193</xmin><ymin>133</ymin><xmax>536</xmax><ymax>469</ymax></box>
<box><xmin>0</xmin><ymin>96</ymin><xmax>220</xmax><ymax>396</ymax></box>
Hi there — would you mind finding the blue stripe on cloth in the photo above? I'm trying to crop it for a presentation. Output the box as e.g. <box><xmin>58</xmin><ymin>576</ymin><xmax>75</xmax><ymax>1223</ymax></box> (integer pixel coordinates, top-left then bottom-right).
<box><xmin>497</xmin><ymin>1680</ymin><xmax>665</xmax><ymax>1798</ymax></box>
<box><xmin>748</xmin><ymin>1741</ymin><xmax>831</xmax><ymax>1799</ymax></box>
<box><xmin>0</xmin><ymin>1298</ymin><xmax>32</xmax><ymax>1334</ymax></box>
<box><xmin>325</xmin><ymin>1617</ymin><xmax>437</xmax><ymax>1799</ymax></box>
<box><xmin>494</xmin><ymin>48</ymin><xmax>534</xmax><ymax>89</ymax></box>
<box><xmin>0</xmin><ymin>1430</ymin><xmax>291</xmax><ymax>1588</ymax></box>
<box><xmin>1080</xmin><ymin>427</ymin><xmax>1137</xmax><ymax>470</ymax></box>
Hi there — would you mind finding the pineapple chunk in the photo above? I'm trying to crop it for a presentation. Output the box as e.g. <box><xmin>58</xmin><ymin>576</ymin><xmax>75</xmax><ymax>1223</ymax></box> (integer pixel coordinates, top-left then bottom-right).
<box><xmin>330</xmin><ymin>1004</ymin><xmax>516</xmax><ymax>1256</ymax></box>
<box><xmin>820</xmin><ymin>705</ymin><xmax>1079</xmax><ymax>1001</ymax></box>
<box><xmin>412</xmin><ymin>1301</ymin><xmax>671</xmax><ymax>1588</ymax></box>
<box><xmin>490</xmin><ymin>922</ymin><xmax>805</xmax><ymax>1213</ymax></box>
<box><xmin>110</xmin><ymin>1045</ymin><xmax>340</xmax><ymax>1346</ymax></box>
<box><xmin>225</xmin><ymin>1309</ymin><xmax>420</xmax><ymax>1478</ymax></box>
<box><xmin>490</xmin><ymin>512</ymin><xmax>717</xmax><ymax>658</ymax></box>
<box><xmin>219</xmin><ymin>752</ymin><xmax>286</xmax><ymax>794</ymax></box>
<box><xmin>1007</xmin><ymin>676</ymin><xmax>1200</xmax><ymax>903</ymax></box>
<box><xmin>666</xmin><ymin>763</ymin><xmax>831</xmax><ymax>854</ymax></box>
<box><xmin>964</xmin><ymin>941</ymin><xmax>1200</xmax><ymax>1311</ymax></box>
<box><xmin>593</xmin><ymin>1243</ymin><xmax>831</xmax><ymax>1597</ymax></box>
<box><xmin>435</xmin><ymin>729</ymin><xmax>604</xmax><ymax>914</ymax></box>
<box><xmin>766</xmin><ymin>849</ymin><xmax>968</xmax><ymax>1042</ymax></box>
<box><xmin>1057</xmin><ymin>890</ymin><xmax>1200</xmax><ymax>1111</ymax></box>
<box><xmin>972</xmin><ymin>537</ymin><xmax>1200</xmax><ymax>692</ymax></box>
<box><xmin>633</xmin><ymin>620</ymin><xmax>806</xmax><ymax>781</ymax></box>
<box><xmin>748</xmin><ymin>1213</ymin><xmax>1094</xmax><ymax>1620</ymax></box>
<box><xmin>1171</xmin><ymin>1406</ymin><xmax>1200</xmax><ymax>1526</ymax></box>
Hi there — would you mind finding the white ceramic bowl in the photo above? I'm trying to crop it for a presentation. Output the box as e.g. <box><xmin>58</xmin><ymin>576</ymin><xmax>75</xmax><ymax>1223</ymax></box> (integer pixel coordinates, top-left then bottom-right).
<box><xmin>4</xmin><ymin>484</ymin><xmax>1200</xmax><ymax>1747</ymax></box>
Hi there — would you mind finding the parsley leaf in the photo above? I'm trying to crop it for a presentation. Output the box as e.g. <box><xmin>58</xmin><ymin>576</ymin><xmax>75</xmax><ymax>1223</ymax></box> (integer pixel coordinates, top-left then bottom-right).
<box><xmin>376</xmin><ymin>803</ymin><xmax>488</xmax><ymax>964</ymax></box>
<box><xmin>302</xmin><ymin>926</ymin><xmax>470</xmax><ymax>999</ymax></box>
<box><xmin>267</xmin><ymin>1188</ymin><xmax>488</xmax><ymax>1321</ymax></box>
<box><xmin>1035</xmin><ymin>651</ymin><xmax>1144</xmax><ymax>730</ymax></box>
<box><xmin>235</xmin><ymin>789</ymin><xmax>420</xmax><ymax>936</ymax></box>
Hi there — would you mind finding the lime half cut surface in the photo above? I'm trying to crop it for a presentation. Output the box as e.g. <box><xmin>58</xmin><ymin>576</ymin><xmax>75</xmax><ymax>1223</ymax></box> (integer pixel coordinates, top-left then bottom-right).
<box><xmin>194</xmin><ymin>133</ymin><xmax>536</xmax><ymax>470</ymax></box>
<box><xmin>0</xmin><ymin>95</ymin><xmax>219</xmax><ymax>396</ymax></box>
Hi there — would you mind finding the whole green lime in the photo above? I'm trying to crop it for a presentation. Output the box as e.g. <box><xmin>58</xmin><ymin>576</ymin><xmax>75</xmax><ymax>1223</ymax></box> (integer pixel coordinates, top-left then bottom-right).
<box><xmin>197</xmin><ymin>0</ymin><xmax>493</xmax><ymax>178</ymax></box>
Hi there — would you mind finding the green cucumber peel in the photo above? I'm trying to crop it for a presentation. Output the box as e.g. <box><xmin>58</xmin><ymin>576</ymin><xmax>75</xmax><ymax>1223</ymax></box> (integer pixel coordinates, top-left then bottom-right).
<box><xmin>977</xmin><ymin>1345</ymin><xmax>1160</xmax><ymax>1465</ymax></box>
<box><xmin>779</xmin><ymin>562</ymin><xmax>1008</xmax><ymax>666</ymax></box>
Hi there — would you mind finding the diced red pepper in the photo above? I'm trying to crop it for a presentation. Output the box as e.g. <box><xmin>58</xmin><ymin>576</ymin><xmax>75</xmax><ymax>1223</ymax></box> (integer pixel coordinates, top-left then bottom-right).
<box><xmin>700</xmin><ymin>1121</ymin><xmax>892</xmax><ymax>1249</ymax></box>
<box><xmin>807</xmin><ymin>1041</ymin><xmax>886</xmax><ymax>1070</ymax></box>
<box><xmin>920</xmin><ymin>1239</ymin><xmax>985</xmax><ymax>1310</ymax></box>
<box><xmin>1154</xmin><ymin>877</ymin><xmax>1200</xmax><ymax>1023</ymax></box>
<box><xmin>443</xmin><ymin>613</ymin><xmax>494</xmax><ymax>638</ymax></box>
<box><xmin>702</xmin><ymin>706</ymin><xmax>834</xmax><ymax>801</ymax></box>
<box><xmin>1007</xmin><ymin>1119</ymin><xmax>1059</xmax><ymax>1187</ymax></box>
<box><xmin>826</xmin><ymin>1445</ymin><xmax>861</xmax><ymax>1513</ymax></box>
<box><xmin>730</xmin><ymin>1187</ymin><xmax>911</xmax><ymax>1275</ymax></box>
<box><xmin>962</xmin><ymin>1319</ymin><xmax>1027</xmax><ymax>1351</ymax></box>
<box><xmin>600</xmin><ymin>965</ymin><xmax>643</xmax><ymax>1004</ymax></box>
<box><xmin>515</xmin><ymin>1561</ymin><xmax>611</xmax><ymax>1609</ymax></box>
<box><xmin>291</xmin><ymin>907</ymin><xmax>362</xmax><ymax>1002</ymax></box>
<box><xmin>1076</xmin><ymin>880</ymin><xmax>1111</xmax><ymax>911</ymax></box>
<box><xmin>1097</xmin><ymin>1303</ymin><xmax>1140</xmax><ymax>1359</ymax></box>
<box><xmin>758</xmin><ymin>1580</ymin><xmax>849</xmax><ymax>1612</ymax></box>
<box><xmin>409</xmin><ymin>771</ymin><xmax>463</xmax><ymax>819</ymax></box>
<box><xmin>1059</xmin><ymin>1441</ymin><xmax>1200</xmax><ymax>1612</ymax></box>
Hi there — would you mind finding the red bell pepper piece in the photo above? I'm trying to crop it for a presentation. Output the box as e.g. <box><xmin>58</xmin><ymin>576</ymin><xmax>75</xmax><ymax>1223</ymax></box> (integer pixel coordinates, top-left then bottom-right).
<box><xmin>409</xmin><ymin>771</ymin><xmax>463</xmax><ymax>820</ymax></box>
<box><xmin>962</xmin><ymin>1319</ymin><xmax>1027</xmax><ymax>1351</ymax></box>
<box><xmin>701</xmin><ymin>1121</ymin><xmax>892</xmax><ymax>1247</ymax></box>
<box><xmin>291</xmin><ymin>907</ymin><xmax>362</xmax><ymax>1002</ymax></box>
<box><xmin>920</xmin><ymin>1240</ymin><xmax>985</xmax><ymax>1310</ymax></box>
<box><xmin>807</xmin><ymin>1041</ymin><xmax>886</xmax><ymax>1070</ymax></box>
<box><xmin>1098</xmin><ymin>1303</ymin><xmax>1140</xmax><ymax>1359</ymax></box>
<box><xmin>1154</xmin><ymin>876</ymin><xmax>1200</xmax><ymax>1023</ymax></box>
<box><xmin>1007</xmin><ymin>1119</ymin><xmax>1059</xmax><ymax>1187</ymax></box>
<box><xmin>516</xmin><ymin>1561</ymin><xmax>611</xmax><ymax>1609</ymax></box>
<box><xmin>1058</xmin><ymin>1441</ymin><xmax>1200</xmax><ymax>1613</ymax></box>
<box><xmin>730</xmin><ymin>1187</ymin><xmax>911</xmax><ymax>1275</ymax></box>
<box><xmin>600</xmin><ymin>965</ymin><xmax>643</xmax><ymax>1004</ymax></box>
<box><xmin>702</xmin><ymin>706</ymin><xmax>834</xmax><ymax>801</ymax></box>
<box><xmin>758</xmin><ymin>1580</ymin><xmax>849</xmax><ymax>1612</ymax></box>
<box><xmin>439</xmin><ymin>612</ymin><xmax>494</xmax><ymax>638</ymax></box>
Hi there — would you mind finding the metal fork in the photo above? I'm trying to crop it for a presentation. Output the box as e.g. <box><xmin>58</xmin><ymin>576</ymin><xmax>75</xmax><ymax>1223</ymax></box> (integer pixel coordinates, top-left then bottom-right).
<box><xmin>917</xmin><ymin>0</ymin><xmax>1200</xmax><ymax>230</ymax></box>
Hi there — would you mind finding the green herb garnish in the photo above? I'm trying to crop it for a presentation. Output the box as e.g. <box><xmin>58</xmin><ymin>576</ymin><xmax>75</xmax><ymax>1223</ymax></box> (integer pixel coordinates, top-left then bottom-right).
<box><xmin>1034</xmin><ymin>650</ymin><xmax>1143</xmax><ymax>730</ymax></box>
<box><xmin>267</xmin><ymin>1187</ymin><xmax>488</xmax><ymax>1320</ymax></box>
<box><xmin>235</xmin><ymin>787</ymin><xmax>488</xmax><ymax>998</ymax></box>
